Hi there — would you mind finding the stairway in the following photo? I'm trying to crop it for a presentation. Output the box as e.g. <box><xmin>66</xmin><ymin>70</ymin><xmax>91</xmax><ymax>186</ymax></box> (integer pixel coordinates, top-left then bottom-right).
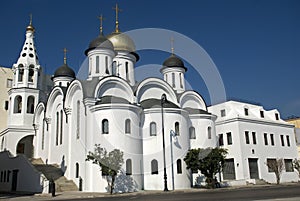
<box><xmin>30</xmin><ymin>158</ymin><xmax>78</xmax><ymax>192</ymax></box>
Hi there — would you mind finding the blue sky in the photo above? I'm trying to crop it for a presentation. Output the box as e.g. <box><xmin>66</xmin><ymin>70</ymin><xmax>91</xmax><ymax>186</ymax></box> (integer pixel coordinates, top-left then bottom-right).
<box><xmin>0</xmin><ymin>0</ymin><xmax>299</xmax><ymax>118</ymax></box>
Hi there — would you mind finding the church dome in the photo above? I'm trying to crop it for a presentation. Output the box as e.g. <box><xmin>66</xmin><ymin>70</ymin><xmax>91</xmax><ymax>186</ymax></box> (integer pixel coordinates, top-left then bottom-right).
<box><xmin>107</xmin><ymin>32</ymin><xmax>136</xmax><ymax>52</ymax></box>
<box><xmin>163</xmin><ymin>54</ymin><xmax>184</xmax><ymax>67</ymax></box>
<box><xmin>161</xmin><ymin>54</ymin><xmax>187</xmax><ymax>72</ymax></box>
<box><xmin>85</xmin><ymin>34</ymin><xmax>114</xmax><ymax>56</ymax></box>
<box><xmin>53</xmin><ymin>63</ymin><xmax>76</xmax><ymax>79</ymax></box>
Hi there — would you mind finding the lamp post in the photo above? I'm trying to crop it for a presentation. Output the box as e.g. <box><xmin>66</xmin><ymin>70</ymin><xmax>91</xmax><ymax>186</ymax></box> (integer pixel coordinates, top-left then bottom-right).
<box><xmin>161</xmin><ymin>93</ymin><xmax>168</xmax><ymax>191</ymax></box>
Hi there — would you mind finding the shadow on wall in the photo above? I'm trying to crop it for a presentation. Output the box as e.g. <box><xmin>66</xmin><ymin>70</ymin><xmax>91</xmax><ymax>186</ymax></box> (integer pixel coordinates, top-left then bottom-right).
<box><xmin>105</xmin><ymin>170</ymin><xmax>138</xmax><ymax>193</ymax></box>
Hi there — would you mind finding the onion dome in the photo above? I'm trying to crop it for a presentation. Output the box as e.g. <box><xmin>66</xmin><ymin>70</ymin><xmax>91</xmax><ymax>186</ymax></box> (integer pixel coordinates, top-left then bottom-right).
<box><xmin>161</xmin><ymin>54</ymin><xmax>187</xmax><ymax>72</ymax></box>
<box><xmin>52</xmin><ymin>63</ymin><xmax>76</xmax><ymax>79</ymax></box>
<box><xmin>107</xmin><ymin>32</ymin><xmax>135</xmax><ymax>52</ymax></box>
<box><xmin>26</xmin><ymin>14</ymin><xmax>35</xmax><ymax>32</ymax></box>
<box><xmin>84</xmin><ymin>34</ymin><xmax>114</xmax><ymax>56</ymax></box>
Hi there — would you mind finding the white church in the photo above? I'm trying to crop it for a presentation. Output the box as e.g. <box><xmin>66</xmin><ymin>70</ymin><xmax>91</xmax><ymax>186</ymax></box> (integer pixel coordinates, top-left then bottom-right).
<box><xmin>0</xmin><ymin>9</ymin><xmax>298</xmax><ymax>193</ymax></box>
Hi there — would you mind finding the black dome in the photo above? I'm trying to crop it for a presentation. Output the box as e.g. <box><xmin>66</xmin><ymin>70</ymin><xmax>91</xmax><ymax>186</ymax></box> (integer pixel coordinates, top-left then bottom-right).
<box><xmin>53</xmin><ymin>64</ymin><xmax>76</xmax><ymax>79</ymax></box>
<box><xmin>85</xmin><ymin>34</ymin><xmax>114</xmax><ymax>55</ymax></box>
<box><xmin>163</xmin><ymin>54</ymin><xmax>184</xmax><ymax>67</ymax></box>
<box><xmin>161</xmin><ymin>54</ymin><xmax>187</xmax><ymax>72</ymax></box>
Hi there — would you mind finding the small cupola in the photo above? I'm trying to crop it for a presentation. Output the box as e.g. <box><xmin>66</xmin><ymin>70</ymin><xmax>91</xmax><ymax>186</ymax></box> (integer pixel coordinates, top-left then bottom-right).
<box><xmin>52</xmin><ymin>48</ymin><xmax>75</xmax><ymax>87</ymax></box>
<box><xmin>160</xmin><ymin>39</ymin><xmax>187</xmax><ymax>93</ymax></box>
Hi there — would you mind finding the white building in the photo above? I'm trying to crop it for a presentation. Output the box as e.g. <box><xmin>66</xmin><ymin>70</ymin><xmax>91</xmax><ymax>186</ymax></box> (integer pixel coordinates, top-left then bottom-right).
<box><xmin>0</xmin><ymin>13</ymin><xmax>298</xmax><ymax>193</ymax></box>
<box><xmin>208</xmin><ymin>101</ymin><xmax>298</xmax><ymax>185</ymax></box>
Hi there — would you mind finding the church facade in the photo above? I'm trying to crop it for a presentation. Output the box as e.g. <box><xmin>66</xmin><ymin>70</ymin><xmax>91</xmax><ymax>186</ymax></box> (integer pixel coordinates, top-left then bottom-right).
<box><xmin>0</xmin><ymin>13</ymin><xmax>298</xmax><ymax>193</ymax></box>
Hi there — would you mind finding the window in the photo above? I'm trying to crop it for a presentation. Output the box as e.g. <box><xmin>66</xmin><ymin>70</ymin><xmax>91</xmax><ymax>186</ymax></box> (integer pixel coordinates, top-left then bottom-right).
<box><xmin>260</xmin><ymin>110</ymin><xmax>264</xmax><ymax>118</ymax></box>
<box><xmin>60</xmin><ymin>110</ymin><xmax>63</xmax><ymax>145</ymax></box>
<box><xmin>1</xmin><ymin>138</ymin><xmax>4</xmax><ymax>151</ymax></box>
<box><xmin>112</xmin><ymin>61</ymin><xmax>117</xmax><ymax>75</ymax></box>
<box><xmin>244</xmin><ymin>108</ymin><xmax>249</xmax><ymax>116</ymax></box>
<box><xmin>6</xmin><ymin>79</ymin><xmax>12</xmax><ymax>88</ymax></box>
<box><xmin>150</xmin><ymin>122</ymin><xmax>156</xmax><ymax>136</ymax></box>
<box><xmin>284</xmin><ymin>159</ymin><xmax>293</xmax><ymax>172</ymax></box>
<box><xmin>172</xmin><ymin>73</ymin><xmax>175</xmax><ymax>87</ymax></box>
<box><xmin>179</xmin><ymin>73</ymin><xmax>183</xmax><ymax>88</ymax></box>
<box><xmin>175</xmin><ymin>122</ymin><xmax>180</xmax><ymax>136</ymax></box>
<box><xmin>4</xmin><ymin>101</ymin><xmax>9</xmax><ymax>110</ymax></box>
<box><xmin>125</xmin><ymin>62</ymin><xmax>129</xmax><ymax>80</ymax></box>
<box><xmin>28</xmin><ymin>65</ymin><xmax>34</xmax><ymax>82</ymax></box>
<box><xmin>76</xmin><ymin>101</ymin><xmax>80</xmax><ymax>139</ymax></box>
<box><xmin>245</xmin><ymin>131</ymin><xmax>250</xmax><ymax>144</ymax></box>
<box><xmin>275</xmin><ymin>113</ymin><xmax>279</xmax><ymax>120</ymax></box>
<box><xmin>26</xmin><ymin>96</ymin><xmax>35</xmax><ymax>114</ymax></box>
<box><xmin>96</xmin><ymin>56</ymin><xmax>99</xmax><ymax>73</ymax></box>
<box><xmin>177</xmin><ymin>159</ymin><xmax>182</xmax><ymax>174</ymax></box>
<box><xmin>126</xmin><ymin>159</ymin><xmax>132</xmax><ymax>175</ymax></box>
<box><xmin>151</xmin><ymin>159</ymin><xmax>158</xmax><ymax>175</ymax></box>
<box><xmin>18</xmin><ymin>68</ymin><xmax>24</xmax><ymax>82</ymax></box>
<box><xmin>280</xmin><ymin>135</ymin><xmax>285</xmax><ymax>146</ymax></box>
<box><xmin>252</xmin><ymin>132</ymin><xmax>256</xmax><ymax>144</ymax></box>
<box><xmin>0</xmin><ymin>171</ymin><xmax>2</xmax><ymax>182</ymax></box>
<box><xmin>125</xmin><ymin>119</ymin><xmax>131</xmax><ymax>134</ymax></box>
<box><xmin>14</xmin><ymin>96</ymin><xmax>22</xmax><ymax>113</ymax></box>
<box><xmin>267</xmin><ymin>159</ymin><xmax>276</xmax><ymax>172</ymax></box>
<box><xmin>75</xmin><ymin>163</ymin><xmax>79</xmax><ymax>178</ymax></box>
<box><xmin>56</xmin><ymin>112</ymin><xmax>59</xmax><ymax>146</ymax></box>
<box><xmin>221</xmin><ymin>109</ymin><xmax>226</xmax><ymax>117</ymax></box>
<box><xmin>102</xmin><ymin>119</ymin><xmax>109</xmax><ymax>134</ymax></box>
<box><xmin>264</xmin><ymin>133</ymin><xmax>268</xmax><ymax>145</ymax></box>
<box><xmin>227</xmin><ymin>132</ymin><xmax>232</xmax><ymax>145</ymax></box>
<box><xmin>189</xmin><ymin>127</ymin><xmax>196</xmax><ymax>139</ymax></box>
<box><xmin>105</xmin><ymin>56</ymin><xmax>109</xmax><ymax>74</ymax></box>
<box><xmin>207</xmin><ymin>127</ymin><xmax>212</xmax><ymax>139</ymax></box>
<box><xmin>270</xmin><ymin>134</ymin><xmax>275</xmax><ymax>146</ymax></box>
<box><xmin>165</xmin><ymin>74</ymin><xmax>168</xmax><ymax>82</ymax></box>
<box><xmin>218</xmin><ymin>134</ymin><xmax>224</xmax><ymax>146</ymax></box>
<box><xmin>286</xmin><ymin>135</ymin><xmax>290</xmax><ymax>147</ymax></box>
<box><xmin>42</xmin><ymin>121</ymin><xmax>45</xmax><ymax>150</ymax></box>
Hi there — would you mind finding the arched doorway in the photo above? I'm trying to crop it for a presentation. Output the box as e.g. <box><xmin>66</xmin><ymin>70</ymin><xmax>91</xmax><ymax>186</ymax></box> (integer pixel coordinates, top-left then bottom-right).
<box><xmin>16</xmin><ymin>135</ymin><xmax>34</xmax><ymax>158</ymax></box>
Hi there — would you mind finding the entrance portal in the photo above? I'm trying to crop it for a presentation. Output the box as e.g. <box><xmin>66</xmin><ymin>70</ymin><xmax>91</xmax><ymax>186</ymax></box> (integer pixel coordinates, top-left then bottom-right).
<box><xmin>16</xmin><ymin>135</ymin><xmax>34</xmax><ymax>158</ymax></box>
<box><xmin>248</xmin><ymin>158</ymin><xmax>259</xmax><ymax>179</ymax></box>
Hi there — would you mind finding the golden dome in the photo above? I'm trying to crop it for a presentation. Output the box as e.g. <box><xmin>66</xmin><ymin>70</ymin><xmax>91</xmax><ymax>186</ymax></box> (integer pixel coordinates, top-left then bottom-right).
<box><xmin>26</xmin><ymin>24</ymin><xmax>35</xmax><ymax>32</ymax></box>
<box><xmin>107</xmin><ymin>32</ymin><xmax>136</xmax><ymax>52</ymax></box>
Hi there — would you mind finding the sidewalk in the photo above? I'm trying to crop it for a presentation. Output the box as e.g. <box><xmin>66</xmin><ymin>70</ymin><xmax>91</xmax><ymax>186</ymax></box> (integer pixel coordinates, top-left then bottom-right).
<box><xmin>2</xmin><ymin>182</ymin><xmax>300</xmax><ymax>201</ymax></box>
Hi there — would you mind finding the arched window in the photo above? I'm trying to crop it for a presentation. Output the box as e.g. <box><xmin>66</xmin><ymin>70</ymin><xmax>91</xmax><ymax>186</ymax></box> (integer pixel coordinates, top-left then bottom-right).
<box><xmin>60</xmin><ymin>110</ymin><xmax>63</xmax><ymax>144</ymax></box>
<box><xmin>165</xmin><ymin>74</ymin><xmax>168</xmax><ymax>82</ymax></box>
<box><xmin>208</xmin><ymin>126</ymin><xmax>212</xmax><ymax>139</ymax></box>
<box><xmin>28</xmin><ymin>65</ymin><xmax>34</xmax><ymax>82</ymax></box>
<box><xmin>18</xmin><ymin>64</ymin><xmax>24</xmax><ymax>82</ymax></box>
<box><xmin>150</xmin><ymin>122</ymin><xmax>157</xmax><ymax>136</ymax></box>
<box><xmin>125</xmin><ymin>62</ymin><xmax>129</xmax><ymax>80</ymax></box>
<box><xmin>96</xmin><ymin>56</ymin><xmax>99</xmax><ymax>73</ymax></box>
<box><xmin>112</xmin><ymin>61</ymin><xmax>117</xmax><ymax>75</ymax></box>
<box><xmin>14</xmin><ymin>96</ymin><xmax>22</xmax><ymax>113</ymax></box>
<box><xmin>1</xmin><ymin>137</ymin><xmax>4</xmax><ymax>151</ymax></box>
<box><xmin>42</xmin><ymin>121</ymin><xmax>45</xmax><ymax>150</ymax></box>
<box><xmin>125</xmin><ymin>119</ymin><xmax>131</xmax><ymax>134</ymax></box>
<box><xmin>56</xmin><ymin>112</ymin><xmax>59</xmax><ymax>145</ymax></box>
<box><xmin>151</xmin><ymin>159</ymin><xmax>158</xmax><ymax>175</ymax></box>
<box><xmin>180</xmin><ymin>73</ymin><xmax>183</xmax><ymax>88</ymax></box>
<box><xmin>177</xmin><ymin>159</ymin><xmax>182</xmax><ymax>174</ymax></box>
<box><xmin>26</xmin><ymin>96</ymin><xmax>35</xmax><ymax>114</ymax></box>
<box><xmin>126</xmin><ymin>159</ymin><xmax>132</xmax><ymax>175</ymax></box>
<box><xmin>89</xmin><ymin>58</ymin><xmax>92</xmax><ymax>75</ymax></box>
<box><xmin>172</xmin><ymin>73</ymin><xmax>175</xmax><ymax>87</ymax></box>
<box><xmin>75</xmin><ymin>163</ymin><xmax>79</xmax><ymax>178</ymax></box>
<box><xmin>175</xmin><ymin>122</ymin><xmax>180</xmax><ymax>136</ymax></box>
<box><xmin>189</xmin><ymin>127</ymin><xmax>196</xmax><ymax>139</ymax></box>
<box><xmin>102</xmin><ymin>119</ymin><xmax>109</xmax><ymax>134</ymax></box>
<box><xmin>76</xmin><ymin>101</ymin><xmax>80</xmax><ymax>139</ymax></box>
<box><xmin>105</xmin><ymin>56</ymin><xmax>109</xmax><ymax>74</ymax></box>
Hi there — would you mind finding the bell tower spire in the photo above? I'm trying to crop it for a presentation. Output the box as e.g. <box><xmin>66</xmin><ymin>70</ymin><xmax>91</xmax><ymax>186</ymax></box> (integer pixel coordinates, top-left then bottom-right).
<box><xmin>13</xmin><ymin>14</ymin><xmax>40</xmax><ymax>89</ymax></box>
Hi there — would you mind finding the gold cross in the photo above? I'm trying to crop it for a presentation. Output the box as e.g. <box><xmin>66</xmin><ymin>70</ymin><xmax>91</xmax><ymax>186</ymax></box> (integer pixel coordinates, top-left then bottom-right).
<box><xmin>170</xmin><ymin>37</ymin><xmax>175</xmax><ymax>54</ymax></box>
<box><xmin>97</xmin><ymin>14</ymin><xmax>105</xmax><ymax>34</ymax></box>
<box><xmin>113</xmin><ymin>3</ymin><xmax>122</xmax><ymax>33</ymax></box>
<box><xmin>63</xmin><ymin>48</ymin><xmax>68</xmax><ymax>65</ymax></box>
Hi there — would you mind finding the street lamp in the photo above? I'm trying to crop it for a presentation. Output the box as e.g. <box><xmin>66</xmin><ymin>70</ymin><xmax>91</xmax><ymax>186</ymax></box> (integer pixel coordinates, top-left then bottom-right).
<box><xmin>161</xmin><ymin>93</ymin><xmax>168</xmax><ymax>191</ymax></box>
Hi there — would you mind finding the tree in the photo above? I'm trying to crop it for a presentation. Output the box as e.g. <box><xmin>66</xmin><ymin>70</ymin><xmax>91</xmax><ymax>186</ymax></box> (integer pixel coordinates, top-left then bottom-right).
<box><xmin>293</xmin><ymin>159</ymin><xmax>300</xmax><ymax>179</ymax></box>
<box><xmin>266</xmin><ymin>158</ymin><xmax>284</xmax><ymax>184</ymax></box>
<box><xmin>86</xmin><ymin>144</ymin><xmax>124</xmax><ymax>194</ymax></box>
<box><xmin>184</xmin><ymin>147</ymin><xmax>228</xmax><ymax>188</ymax></box>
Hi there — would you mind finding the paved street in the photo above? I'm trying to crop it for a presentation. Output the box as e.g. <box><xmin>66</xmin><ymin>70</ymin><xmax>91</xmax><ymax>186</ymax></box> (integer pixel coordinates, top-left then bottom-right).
<box><xmin>1</xmin><ymin>183</ymin><xmax>300</xmax><ymax>201</ymax></box>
